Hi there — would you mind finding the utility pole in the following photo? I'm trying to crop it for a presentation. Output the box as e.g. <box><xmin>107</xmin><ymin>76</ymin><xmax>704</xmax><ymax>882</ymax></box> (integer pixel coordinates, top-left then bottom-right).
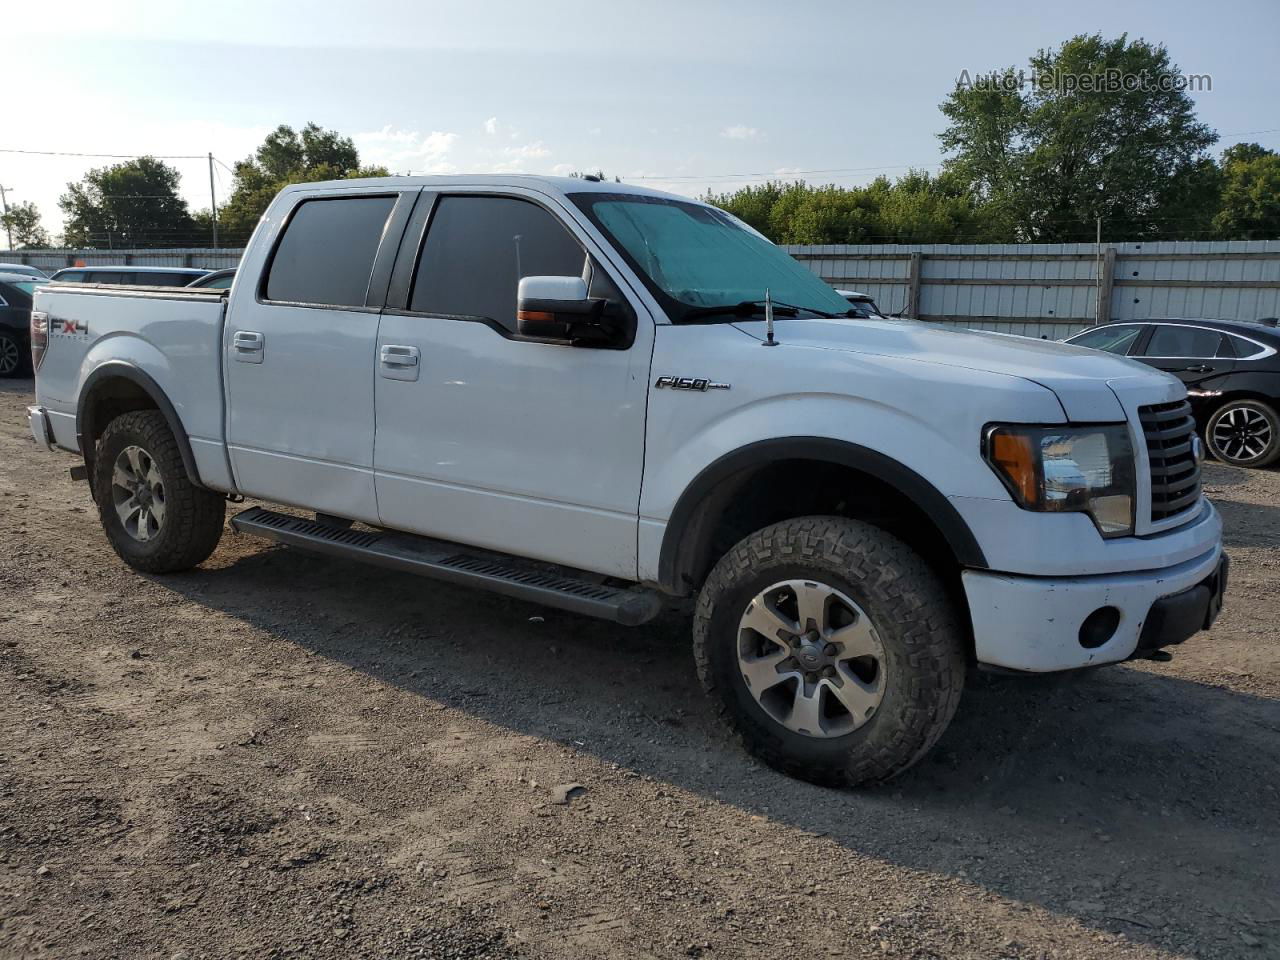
<box><xmin>0</xmin><ymin>184</ymin><xmax>12</xmax><ymax>251</ymax></box>
<box><xmin>207</xmin><ymin>153</ymin><xmax>219</xmax><ymax>249</ymax></box>
<box><xmin>1094</xmin><ymin>216</ymin><xmax>1102</xmax><ymax>325</ymax></box>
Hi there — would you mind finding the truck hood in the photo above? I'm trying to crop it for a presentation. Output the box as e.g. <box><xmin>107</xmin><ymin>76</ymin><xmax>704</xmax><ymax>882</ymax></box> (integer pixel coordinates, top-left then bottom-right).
<box><xmin>731</xmin><ymin>317</ymin><xmax>1179</xmax><ymax>421</ymax></box>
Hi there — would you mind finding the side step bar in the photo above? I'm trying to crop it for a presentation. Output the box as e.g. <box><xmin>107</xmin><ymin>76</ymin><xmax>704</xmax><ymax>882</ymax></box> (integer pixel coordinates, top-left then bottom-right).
<box><xmin>229</xmin><ymin>506</ymin><xmax>664</xmax><ymax>626</ymax></box>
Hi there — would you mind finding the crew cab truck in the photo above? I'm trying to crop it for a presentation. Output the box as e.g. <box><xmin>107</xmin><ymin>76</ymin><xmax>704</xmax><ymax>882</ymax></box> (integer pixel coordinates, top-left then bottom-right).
<box><xmin>27</xmin><ymin>175</ymin><xmax>1227</xmax><ymax>786</ymax></box>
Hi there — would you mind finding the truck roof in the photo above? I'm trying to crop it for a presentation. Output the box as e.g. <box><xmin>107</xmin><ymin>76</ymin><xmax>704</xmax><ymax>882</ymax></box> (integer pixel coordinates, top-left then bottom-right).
<box><xmin>278</xmin><ymin>173</ymin><xmax>692</xmax><ymax>204</ymax></box>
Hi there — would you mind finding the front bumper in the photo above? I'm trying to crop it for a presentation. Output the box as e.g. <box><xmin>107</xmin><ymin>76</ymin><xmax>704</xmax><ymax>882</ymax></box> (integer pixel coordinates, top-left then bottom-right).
<box><xmin>27</xmin><ymin>405</ymin><xmax>54</xmax><ymax>452</ymax></box>
<box><xmin>964</xmin><ymin>532</ymin><xmax>1226</xmax><ymax>673</ymax></box>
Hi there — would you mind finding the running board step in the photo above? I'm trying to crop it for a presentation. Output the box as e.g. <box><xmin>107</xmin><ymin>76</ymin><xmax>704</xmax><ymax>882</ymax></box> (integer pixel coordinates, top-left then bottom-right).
<box><xmin>230</xmin><ymin>506</ymin><xmax>663</xmax><ymax>626</ymax></box>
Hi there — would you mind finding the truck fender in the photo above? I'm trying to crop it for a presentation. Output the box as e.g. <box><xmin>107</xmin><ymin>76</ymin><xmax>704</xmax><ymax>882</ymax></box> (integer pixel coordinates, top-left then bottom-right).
<box><xmin>656</xmin><ymin>436</ymin><xmax>988</xmax><ymax>593</ymax></box>
<box><xmin>76</xmin><ymin>360</ymin><xmax>205</xmax><ymax>489</ymax></box>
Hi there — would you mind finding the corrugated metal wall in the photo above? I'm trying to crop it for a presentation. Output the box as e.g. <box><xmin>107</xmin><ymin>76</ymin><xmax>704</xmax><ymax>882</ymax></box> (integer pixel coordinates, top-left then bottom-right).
<box><xmin>5</xmin><ymin>241</ymin><xmax>1279</xmax><ymax>341</ymax></box>
<box><xmin>1</xmin><ymin>248</ymin><xmax>242</xmax><ymax>271</ymax></box>
<box><xmin>788</xmin><ymin>240</ymin><xmax>1280</xmax><ymax>340</ymax></box>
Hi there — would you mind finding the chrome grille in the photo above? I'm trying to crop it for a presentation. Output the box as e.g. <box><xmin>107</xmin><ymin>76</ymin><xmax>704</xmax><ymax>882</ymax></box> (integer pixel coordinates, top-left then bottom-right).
<box><xmin>1140</xmin><ymin>400</ymin><xmax>1201</xmax><ymax>522</ymax></box>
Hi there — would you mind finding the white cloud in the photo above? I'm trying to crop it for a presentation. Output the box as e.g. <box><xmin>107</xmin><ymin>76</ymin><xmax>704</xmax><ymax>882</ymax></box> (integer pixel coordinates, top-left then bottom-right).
<box><xmin>722</xmin><ymin>125</ymin><xmax>761</xmax><ymax>141</ymax></box>
<box><xmin>484</xmin><ymin>116</ymin><xmax>498</xmax><ymax>135</ymax></box>
<box><xmin>353</xmin><ymin>125</ymin><xmax>459</xmax><ymax>174</ymax></box>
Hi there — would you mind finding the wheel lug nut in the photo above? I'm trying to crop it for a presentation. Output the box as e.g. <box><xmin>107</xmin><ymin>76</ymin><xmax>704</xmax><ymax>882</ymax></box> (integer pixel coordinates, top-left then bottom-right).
<box><xmin>805</xmin><ymin>672</ymin><xmax>818</xmax><ymax>683</ymax></box>
<box><xmin>823</xmin><ymin>643</ymin><xmax>837</xmax><ymax>656</ymax></box>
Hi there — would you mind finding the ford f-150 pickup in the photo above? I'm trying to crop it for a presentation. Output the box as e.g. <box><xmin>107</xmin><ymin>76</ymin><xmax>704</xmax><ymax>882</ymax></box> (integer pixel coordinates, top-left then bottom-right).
<box><xmin>26</xmin><ymin>175</ymin><xmax>1227</xmax><ymax>786</ymax></box>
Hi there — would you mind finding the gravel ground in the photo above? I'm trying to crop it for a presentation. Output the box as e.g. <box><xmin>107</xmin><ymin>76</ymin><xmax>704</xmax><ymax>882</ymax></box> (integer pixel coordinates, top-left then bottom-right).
<box><xmin>1</xmin><ymin>376</ymin><xmax>1277</xmax><ymax>960</ymax></box>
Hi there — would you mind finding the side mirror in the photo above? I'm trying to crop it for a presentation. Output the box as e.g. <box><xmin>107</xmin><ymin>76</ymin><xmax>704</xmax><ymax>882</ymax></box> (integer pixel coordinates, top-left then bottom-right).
<box><xmin>517</xmin><ymin>275</ymin><xmax>606</xmax><ymax>342</ymax></box>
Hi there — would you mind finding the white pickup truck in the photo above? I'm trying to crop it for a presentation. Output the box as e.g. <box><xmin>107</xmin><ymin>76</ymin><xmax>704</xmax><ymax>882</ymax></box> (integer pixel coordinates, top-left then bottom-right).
<box><xmin>27</xmin><ymin>175</ymin><xmax>1227</xmax><ymax>786</ymax></box>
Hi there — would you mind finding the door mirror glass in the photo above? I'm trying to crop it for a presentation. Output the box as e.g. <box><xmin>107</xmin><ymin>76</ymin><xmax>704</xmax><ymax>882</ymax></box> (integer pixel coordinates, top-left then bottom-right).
<box><xmin>517</xmin><ymin>275</ymin><xmax>607</xmax><ymax>342</ymax></box>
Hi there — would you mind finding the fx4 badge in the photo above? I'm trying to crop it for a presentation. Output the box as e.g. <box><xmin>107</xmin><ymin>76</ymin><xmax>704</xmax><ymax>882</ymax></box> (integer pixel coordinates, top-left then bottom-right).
<box><xmin>655</xmin><ymin>376</ymin><xmax>731</xmax><ymax>392</ymax></box>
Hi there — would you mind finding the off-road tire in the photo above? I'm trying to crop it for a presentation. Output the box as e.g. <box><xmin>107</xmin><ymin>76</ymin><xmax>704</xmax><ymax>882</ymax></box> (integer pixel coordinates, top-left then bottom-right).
<box><xmin>694</xmin><ymin>516</ymin><xmax>964</xmax><ymax>787</ymax></box>
<box><xmin>1205</xmin><ymin>399</ymin><xmax>1280</xmax><ymax>468</ymax></box>
<box><xmin>93</xmin><ymin>410</ymin><xmax>225</xmax><ymax>573</ymax></box>
<box><xmin>0</xmin><ymin>330</ymin><xmax>28</xmax><ymax>378</ymax></box>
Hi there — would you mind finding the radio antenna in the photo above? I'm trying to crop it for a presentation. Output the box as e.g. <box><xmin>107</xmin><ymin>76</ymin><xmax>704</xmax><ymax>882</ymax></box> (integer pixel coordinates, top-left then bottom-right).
<box><xmin>763</xmin><ymin>287</ymin><xmax>778</xmax><ymax>346</ymax></box>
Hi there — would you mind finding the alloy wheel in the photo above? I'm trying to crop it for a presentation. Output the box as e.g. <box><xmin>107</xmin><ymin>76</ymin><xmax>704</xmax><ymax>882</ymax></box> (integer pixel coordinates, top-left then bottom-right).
<box><xmin>736</xmin><ymin>579</ymin><xmax>886</xmax><ymax>738</ymax></box>
<box><xmin>110</xmin><ymin>445</ymin><xmax>167</xmax><ymax>542</ymax></box>
<box><xmin>1212</xmin><ymin>406</ymin><xmax>1274</xmax><ymax>463</ymax></box>
<box><xmin>0</xmin><ymin>336</ymin><xmax>20</xmax><ymax>375</ymax></box>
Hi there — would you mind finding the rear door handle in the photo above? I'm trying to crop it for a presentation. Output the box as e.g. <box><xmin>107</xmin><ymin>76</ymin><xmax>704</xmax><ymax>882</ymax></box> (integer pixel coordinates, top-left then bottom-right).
<box><xmin>379</xmin><ymin>344</ymin><xmax>421</xmax><ymax>381</ymax></box>
<box><xmin>232</xmin><ymin>330</ymin><xmax>264</xmax><ymax>363</ymax></box>
<box><xmin>1183</xmin><ymin>364</ymin><xmax>1213</xmax><ymax>373</ymax></box>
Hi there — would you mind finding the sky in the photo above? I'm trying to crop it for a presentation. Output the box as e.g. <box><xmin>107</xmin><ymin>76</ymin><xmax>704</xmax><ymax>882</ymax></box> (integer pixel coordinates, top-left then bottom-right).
<box><xmin>6</xmin><ymin>0</ymin><xmax>1280</xmax><ymax>240</ymax></box>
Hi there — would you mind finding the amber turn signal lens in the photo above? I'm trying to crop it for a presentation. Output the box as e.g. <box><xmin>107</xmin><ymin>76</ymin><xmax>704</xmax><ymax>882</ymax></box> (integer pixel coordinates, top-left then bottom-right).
<box><xmin>989</xmin><ymin>431</ymin><xmax>1039</xmax><ymax>505</ymax></box>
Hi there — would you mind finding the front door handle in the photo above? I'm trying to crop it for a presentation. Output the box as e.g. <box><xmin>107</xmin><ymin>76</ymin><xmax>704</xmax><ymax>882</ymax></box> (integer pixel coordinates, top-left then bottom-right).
<box><xmin>1183</xmin><ymin>364</ymin><xmax>1213</xmax><ymax>373</ymax></box>
<box><xmin>379</xmin><ymin>344</ymin><xmax>421</xmax><ymax>381</ymax></box>
<box><xmin>232</xmin><ymin>330</ymin><xmax>264</xmax><ymax>364</ymax></box>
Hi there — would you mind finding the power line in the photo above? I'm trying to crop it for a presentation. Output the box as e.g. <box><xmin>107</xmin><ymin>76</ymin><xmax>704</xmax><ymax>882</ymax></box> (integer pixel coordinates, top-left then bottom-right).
<box><xmin>0</xmin><ymin>148</ymin><xmax>208</xmax><ymax>159</ymax></box>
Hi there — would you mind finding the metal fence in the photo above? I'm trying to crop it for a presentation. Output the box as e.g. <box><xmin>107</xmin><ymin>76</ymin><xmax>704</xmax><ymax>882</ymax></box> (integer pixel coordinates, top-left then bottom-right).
<box><xmin>5</xmin><ymin>241</ymin><xmax>1279</xmax><ymax>340</ymax></box>
<box><xmin>0</xmin><ymin>248</ymin><xmax>243</xmax><ymax>272</ymax></box>
<box><xmin>787</xmin><ymin>240</ymin><xmax>1280</xmax><ymax>340</ymax></box>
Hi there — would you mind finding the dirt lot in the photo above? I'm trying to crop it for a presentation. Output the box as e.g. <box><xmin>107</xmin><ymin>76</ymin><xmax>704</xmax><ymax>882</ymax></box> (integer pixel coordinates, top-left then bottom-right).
<box><xmin>1</xmin><ymin>376</ymin><xmax>1277</xmax><ymax>960</ymax></box>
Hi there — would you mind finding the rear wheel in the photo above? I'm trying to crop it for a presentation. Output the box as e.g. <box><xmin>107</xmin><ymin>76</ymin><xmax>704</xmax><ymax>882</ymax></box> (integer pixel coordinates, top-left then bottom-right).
<box><xmin>93</xmin><ymin>410</ymin><xmax>226</xmax><ymax>573</ymax></box>
<box><xmin>0</xmin><ymin>331</ymin><xmax>27</xmax><ymax>378</ymax></box>
<box><xmin>1206</xmin><ymin>399</ymin><xmax>1280</xmax><ymax>468</ymax></box>
<box><xmin>693</xmin><ymin>516</ymin><xmax>964</xmax><ymax>787</ymax></box>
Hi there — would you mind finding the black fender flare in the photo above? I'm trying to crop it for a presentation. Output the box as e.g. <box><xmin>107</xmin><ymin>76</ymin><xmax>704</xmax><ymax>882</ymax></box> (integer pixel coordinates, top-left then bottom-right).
<box><xmin>76</xmin><ymin>360</ymin><xmax>205</xmax><ymax>489</ymax></box>
<box><xmin>656</xmin><ymin>436</ymin><xmax>988</xmax><ymax>593</ymax></box>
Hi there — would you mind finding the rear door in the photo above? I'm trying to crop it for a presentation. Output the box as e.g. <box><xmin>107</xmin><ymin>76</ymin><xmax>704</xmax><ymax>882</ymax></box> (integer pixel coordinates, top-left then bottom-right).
<box><xmin>1133</xmin><ymin>323</ymin><xmax>1235</xmax><ymax>390</ymax></box>
<box><xmin>371</xmin><ymin>189</ymin><xmax>653</xmax><ymax>577</ymax></box>
<box><xmin>224</xmin><ymin>188</ymin><xmax>416</xmax><ymax>522</ymax></box>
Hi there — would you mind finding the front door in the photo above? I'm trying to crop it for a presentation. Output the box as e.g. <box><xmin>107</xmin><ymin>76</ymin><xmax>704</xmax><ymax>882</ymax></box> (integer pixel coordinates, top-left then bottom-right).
<box><xmin>372</xmin><ymin>191</ymin><xmax>653</xmax><ymax>578</ymax></box>
<box><xmin>224</xmin><ymin>190</ymin><xmax>413</xmax><ymax>522</ymax></box>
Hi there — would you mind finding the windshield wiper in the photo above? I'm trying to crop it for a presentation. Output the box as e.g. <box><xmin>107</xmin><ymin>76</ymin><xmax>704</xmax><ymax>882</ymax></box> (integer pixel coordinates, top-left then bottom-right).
<box><xmin>681</xmin><ymin>299</ymin><xmax>846</xmax><ymax>322</ymax></box>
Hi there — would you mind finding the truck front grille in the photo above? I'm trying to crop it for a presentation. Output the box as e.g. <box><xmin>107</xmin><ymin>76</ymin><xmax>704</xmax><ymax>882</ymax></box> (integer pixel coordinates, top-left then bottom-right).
<box><xmin>1139</xmin><ymin>400</ymin><xmax>1201</xmax><ymax>522</ymax></box>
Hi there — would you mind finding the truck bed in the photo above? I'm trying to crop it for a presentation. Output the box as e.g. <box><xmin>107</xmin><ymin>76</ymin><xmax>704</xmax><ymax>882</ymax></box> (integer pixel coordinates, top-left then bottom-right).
<box><xmin>32</xmin><ymin>282</ymin><xmax>230</xmax><ymax>486</ymax></box>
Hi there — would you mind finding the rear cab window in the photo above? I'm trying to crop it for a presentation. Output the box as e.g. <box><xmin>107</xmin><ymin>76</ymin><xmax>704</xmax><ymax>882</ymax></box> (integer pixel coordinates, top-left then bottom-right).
<box><xmin>265</xmin><ymin>195</ymin><xmax>398</xmax><ymax>307</ymax></box>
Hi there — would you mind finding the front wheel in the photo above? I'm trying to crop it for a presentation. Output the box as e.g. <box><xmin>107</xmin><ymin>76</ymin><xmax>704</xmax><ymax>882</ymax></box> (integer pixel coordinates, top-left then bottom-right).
<box><xmin>1206</xmin><ymin>399</ymin><xmax>1280</xmax><ymax>468</ymax></box>
<box><xmin>93</xmin><ymin>410</ymin><xmax>226</xmax><ymax>573</ymax></box>
<box><xmin>693</xmin><ymin>517</ymin><xmax>964</xmax><ymax>787</ymax></box>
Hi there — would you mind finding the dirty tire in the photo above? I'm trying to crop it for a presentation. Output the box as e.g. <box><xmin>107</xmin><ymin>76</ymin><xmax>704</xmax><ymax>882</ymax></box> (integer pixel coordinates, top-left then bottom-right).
<box><xmin>694</xmin><ymin>516</ymin><xmax>964</xmax><ymax>787</ymax></box>
<box><xmin>93</xmin><ymin>410</ymin><xmax>225</xmax><ymax>573</ymax></box>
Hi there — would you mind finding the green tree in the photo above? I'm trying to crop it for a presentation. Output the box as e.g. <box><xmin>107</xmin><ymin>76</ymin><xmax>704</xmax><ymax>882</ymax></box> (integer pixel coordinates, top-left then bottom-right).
<box><xmin>59</xmin><ymin>157</ymin><xmax>199</xmax><ymax>249</ymax></box>
<box><xmin>218</xmin><ymin>123</ymin><xmax>390</xmax><ymax>241</ymax></box>
<box><xmin>705</xmin><ymin>172</ymin><xmax>997</xmax><ymax>245</ymax></box>
<box><xmin>1</xmin><ymin>201</ymin><xmax>51</xmax><ymax>248</ymax></box>
<box><xmin>1213</xmin><ymin>145</ymin><xmax>1280</xmax><ymax>240</ymax></box>
<box><xmin>940</xmin><ymin>34</ymin><xmax>1218</xmax><ymax>241</ymax></box>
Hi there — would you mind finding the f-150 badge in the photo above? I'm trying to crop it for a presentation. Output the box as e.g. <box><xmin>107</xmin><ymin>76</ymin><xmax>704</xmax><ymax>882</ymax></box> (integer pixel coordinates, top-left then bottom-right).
<box><xmin>655</xmin><ymin>376</ymin><xmax>730</xmax><ymax>392</ymax></box>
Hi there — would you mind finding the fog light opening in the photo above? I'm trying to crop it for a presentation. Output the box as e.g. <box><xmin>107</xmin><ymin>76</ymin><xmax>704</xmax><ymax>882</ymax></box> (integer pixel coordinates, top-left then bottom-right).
<box><xmin>1079</xmin><ymin>606</ymin><xmax>1121</xmax><ymax>649</ymax></box>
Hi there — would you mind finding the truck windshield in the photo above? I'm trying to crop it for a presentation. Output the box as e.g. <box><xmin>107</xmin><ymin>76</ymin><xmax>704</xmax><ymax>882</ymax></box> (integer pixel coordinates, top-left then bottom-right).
<box><xmin>570</xmin><ymin>193</ymin><xmax>852</xmax><ymax>323</ymax></box>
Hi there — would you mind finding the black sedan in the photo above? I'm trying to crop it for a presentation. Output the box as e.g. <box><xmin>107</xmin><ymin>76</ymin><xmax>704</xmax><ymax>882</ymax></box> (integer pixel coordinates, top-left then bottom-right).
<box><xmin>1065</xmin><ymin>317</ymin><xmax>1280</xmax><ymax>468</ymax></box>
<box><xmin>0</xmin><ymin>272</ymin><xmax>39</xmax><ymax>378</ymax></box>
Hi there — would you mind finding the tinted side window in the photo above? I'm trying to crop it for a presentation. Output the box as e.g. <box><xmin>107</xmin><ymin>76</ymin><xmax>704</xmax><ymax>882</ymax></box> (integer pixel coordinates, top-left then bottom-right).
<box><xmin>1225</xmin><ymin>334</ymin><xmax>1265</xmax><ymax>359</ymax></box>
<box><xmin>1142</xmin><ymin>325</ymin><xmax>1224</xmax><ymax>358</ymax></box>
<box><xmin>85</xmin><ymin>271</ymin><xmax>125</xmax><ymax>284</ymax></box>
<box><xmin>1070</xmin><ymin>325</ymin><xmax>1143</xmax><ymax>355</ymax></box>
<box><xmin>410</xmin><ymin>196</ymin><xmax>586</xmax><ymax>333</ymax></box>
<box><xmin>266</xmin><ymin>195</ymin><xmax>396</xmax><ymax>307</ymax></box>
<box><xmin>135</xmin><ymin>273</ymin><xmax>191</xmax><ymax>287</ymax></box>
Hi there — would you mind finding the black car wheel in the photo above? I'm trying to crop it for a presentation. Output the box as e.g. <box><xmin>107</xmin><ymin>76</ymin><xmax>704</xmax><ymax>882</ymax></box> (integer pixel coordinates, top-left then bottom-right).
<box><xmin>1206</xmin><ymin>399</ymin><xmax>1280</xmax><ymax>468</ymax></box>
<box><xmin>0</xmin><ymin>331</ymin><xmax>27</xmax><ymax>378</ymax></box>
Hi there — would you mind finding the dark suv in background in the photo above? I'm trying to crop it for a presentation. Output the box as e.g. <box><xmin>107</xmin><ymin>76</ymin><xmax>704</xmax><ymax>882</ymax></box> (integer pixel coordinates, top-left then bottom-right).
<box><xmin>1066</xmin><ymin>318</ymin><xmax>1280</xmax><ymax>467</ymax></box>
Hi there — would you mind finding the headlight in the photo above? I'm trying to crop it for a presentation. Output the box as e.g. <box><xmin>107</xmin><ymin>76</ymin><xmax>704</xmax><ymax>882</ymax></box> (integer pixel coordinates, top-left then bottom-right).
<box><xmin>983</xmin><ymin>424</ymin><xmax>1136</xmax><ymax>537</ymax></box>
